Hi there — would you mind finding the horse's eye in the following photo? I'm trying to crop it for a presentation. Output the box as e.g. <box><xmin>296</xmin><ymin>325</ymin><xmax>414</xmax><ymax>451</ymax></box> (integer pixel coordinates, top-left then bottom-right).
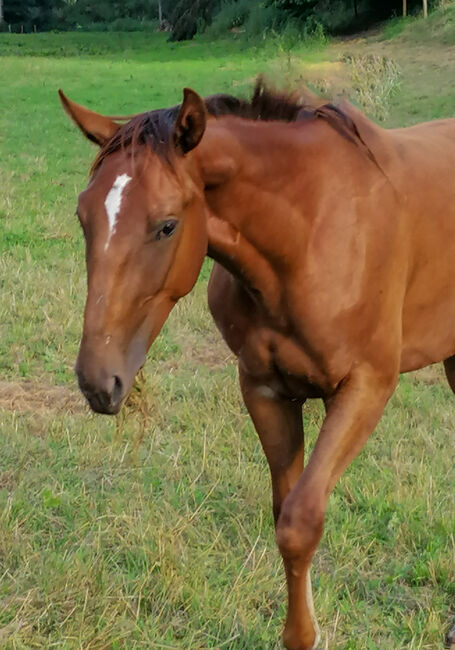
<box><xmin>155</xmin><ymin>219</ymin><xmax>178</xmax><ymax>241</ymax></box>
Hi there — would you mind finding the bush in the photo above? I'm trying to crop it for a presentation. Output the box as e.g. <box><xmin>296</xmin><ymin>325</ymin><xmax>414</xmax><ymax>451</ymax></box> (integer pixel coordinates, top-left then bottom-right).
<box><xmin>169</xmin><ymin>13</ymin><xmax>197</xmax><ymax>40</ymax></box>
<box><xmin>81</xmin><ymin>21</ymin><xmax>109</xmax><ymax>32</ymax></box>
<box><xmin>206</xmin><ymin>0</ymin><xmax>284</xmax><ymax>39</ymax></box>
<box><xmin>245</xmin><ymin>2</ymin><xmax>282</xmax><ymax>35</ymax></box>
<box><xmin>108</xmin><ymin>18</ymin><xmax>157</xmax><ymax>32</ymax></box>
<box><xmin>212</xmin><ymin>0</ymin><xmax>251</xmax><ymax>31</ymax></box>
<box><xmin>313</xmin><ymin>0</ymin><xmax>356</xmax><ymax>33</ymax></box>
<box><xmin>169</xmin><ymin>0</ymin><xmax>217</xmax><ymax>41</ymax></box>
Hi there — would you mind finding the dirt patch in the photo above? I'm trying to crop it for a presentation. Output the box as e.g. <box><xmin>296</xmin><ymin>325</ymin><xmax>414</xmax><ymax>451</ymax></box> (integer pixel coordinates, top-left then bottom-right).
<box><xmin>0</xmin><ymin>380</ymin><xmax>87</xmax><ymax>415</ymax></box>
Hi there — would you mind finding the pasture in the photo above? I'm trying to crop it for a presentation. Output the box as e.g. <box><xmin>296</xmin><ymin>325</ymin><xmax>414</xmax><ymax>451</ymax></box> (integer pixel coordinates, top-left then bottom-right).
<box><xmin>0</xmin><ymin>18</ymin><xmax>454</xmax><ymax>650</ymax></box>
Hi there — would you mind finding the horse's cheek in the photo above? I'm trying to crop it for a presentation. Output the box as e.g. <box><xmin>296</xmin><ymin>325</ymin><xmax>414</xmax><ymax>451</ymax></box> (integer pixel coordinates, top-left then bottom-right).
<box><xmin>168</xmin><ymin>210</ymin><xmax>207</xmax><ymax>298</ymax></box>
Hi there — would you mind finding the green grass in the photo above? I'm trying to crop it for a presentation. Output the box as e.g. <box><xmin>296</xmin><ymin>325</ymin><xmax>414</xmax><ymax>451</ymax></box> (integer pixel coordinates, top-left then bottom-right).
<box><xmin>0</xmin><ymin>28</ymin><xmax>454</xmax><ymax>649</ymax></box>
<box><xmin>381</xmin><ymin>16</ymin><xmax>413</xmax><ymax>41</ymax></box>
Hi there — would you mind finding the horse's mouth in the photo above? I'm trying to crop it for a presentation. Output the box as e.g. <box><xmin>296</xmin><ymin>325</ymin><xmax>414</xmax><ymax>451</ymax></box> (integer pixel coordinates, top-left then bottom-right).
<box><xmin>77</xmin><ymin>373</ymin><xmax>127</xmax><ymax>415</ymax></box>
<box><xmin>84</xmin><ymin>391</ymin><xmax>123</xmax><ymax>415</ymax></box>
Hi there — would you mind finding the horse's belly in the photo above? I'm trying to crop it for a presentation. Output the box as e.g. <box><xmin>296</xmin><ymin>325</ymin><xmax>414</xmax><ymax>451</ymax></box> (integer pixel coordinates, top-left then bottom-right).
<box><xmin>401</xmin><ymin>291</ymin><xmax>455</xmax><ymax>371</ymax></box>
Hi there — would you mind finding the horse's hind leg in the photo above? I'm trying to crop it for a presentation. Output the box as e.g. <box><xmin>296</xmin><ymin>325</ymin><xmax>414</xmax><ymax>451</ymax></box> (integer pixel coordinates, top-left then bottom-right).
<box><xmin>443</xmin><ymin>355</ymin><xmax>455</xmax><ymax>394</ymax></box>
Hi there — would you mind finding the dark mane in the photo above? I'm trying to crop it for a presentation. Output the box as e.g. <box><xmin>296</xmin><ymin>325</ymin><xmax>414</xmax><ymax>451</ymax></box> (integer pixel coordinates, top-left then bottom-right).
<box><xmin>91</xmin><ymin>79</ymin><xmax>380</xmax><ymax>174</ymax></box>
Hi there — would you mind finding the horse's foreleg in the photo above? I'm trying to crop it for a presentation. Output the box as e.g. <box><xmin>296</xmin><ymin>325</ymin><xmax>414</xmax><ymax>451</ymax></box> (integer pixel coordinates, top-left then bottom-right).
<box><xmin>239</xmin><ymin>367</ymin><xmax>318</xmax><ymax>646</ymax></box>
<box><xmin>276</xmin><ymin>366</ymin><xmax>398</xmax><ymax>650</ymax></box>
<box><xmin>239</xmin><ymin>366</ymin><xmax>305</xmax><ymax>526</ymax></box>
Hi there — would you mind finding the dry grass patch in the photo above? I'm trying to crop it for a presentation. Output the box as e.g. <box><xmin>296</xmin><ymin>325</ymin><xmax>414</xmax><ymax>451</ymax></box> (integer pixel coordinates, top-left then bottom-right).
<box><xmin>0</xmin><ymin>380</ymin><xmax>86</xmax><ymax>415</ymax></box>
<box><xmin>341</xmin><ymin>52</ymin><xmax>401</xmax><ymax>120</ymax></box>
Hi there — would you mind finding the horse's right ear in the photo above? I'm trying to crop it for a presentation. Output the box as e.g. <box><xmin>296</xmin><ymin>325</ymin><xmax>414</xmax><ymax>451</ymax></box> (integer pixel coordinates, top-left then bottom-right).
<box><xmin>173</xmin><ymin>88</ymin><xmax>207</xmax><ymax>154</ymax></box>
<box><xmin>58</xmin><ymin>89</ymin><xmax>120</xmax><ymax>146</ymax></box>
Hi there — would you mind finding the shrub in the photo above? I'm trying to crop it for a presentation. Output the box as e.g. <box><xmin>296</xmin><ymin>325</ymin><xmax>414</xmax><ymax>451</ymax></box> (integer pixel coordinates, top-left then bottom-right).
<box><xmin>343</xmin><ymin>53</ymin><xmax>401</xmax><ymax>121</ymax></box>
<box><xmin>108</xmin><ymin>18</ymin><xmax>157</xmax><ymax>32</ymax></box>
<box><xmin>205</xmin><ymin>0</ymin><xmax>251</xmax><ymax>38</ymax></box>
<box><xmin>81</xmin><ymin>21</ymin><xmax>109</xmax><ymax>32</ymax></box>
<box><xmin>207</xmin><ymin>0</ymin><xmax>289</xmax><ymax>39</ymax></box>
<box><xmin>245</xmin><ymin>2</ymin><xmax>282</xmax><ymax>36</ymax></box>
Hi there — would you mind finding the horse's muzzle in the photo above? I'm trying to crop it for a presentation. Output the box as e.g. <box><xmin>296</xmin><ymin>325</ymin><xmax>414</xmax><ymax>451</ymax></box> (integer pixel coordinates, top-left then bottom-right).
<box><xmin>77</xmin><ymin>369</ymin><xmax>124</xmax><ymax>415</ymax></box>
<box><xmin>75</xmin><ymin>335</ymin><xmax>146</xmax><ymax>415</ymax></box>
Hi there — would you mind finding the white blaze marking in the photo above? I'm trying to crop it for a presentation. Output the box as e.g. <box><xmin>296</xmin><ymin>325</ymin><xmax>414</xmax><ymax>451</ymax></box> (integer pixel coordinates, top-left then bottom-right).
<box><xmin>104</xmin><ymin>173</ymin><xmax>132</xmax><ymax>251</ymax></box>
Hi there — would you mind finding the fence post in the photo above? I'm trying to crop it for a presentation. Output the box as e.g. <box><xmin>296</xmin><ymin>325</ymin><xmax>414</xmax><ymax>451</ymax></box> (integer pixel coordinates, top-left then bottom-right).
<box><xmin>423</xmin><ymin>0</ymin><xmax>428</xmax><ymax>17</ymax></box>
<box><xmin>403</xmin><ymin>0</ymin><xmax>407</xmax><ymax>16</ymax></box>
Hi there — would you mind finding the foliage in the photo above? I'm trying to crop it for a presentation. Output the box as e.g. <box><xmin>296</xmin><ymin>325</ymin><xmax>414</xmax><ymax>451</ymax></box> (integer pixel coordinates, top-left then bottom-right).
<box><xmin>168</xmin><ymin>0</ymin><xmax>219</xmax><ymax>41</ymax></box>
<box><xmin>245</xmin><ymin>1</ymin><xmax>284</xmax><ymax>35</ymax></box>
<box><xmin>3</xmin><ymin>0</ymin><xmax>169</xmax><ymax>31</ymax></box>
<box><xmin>2</xmin><ymin>0</ymin><xmax>451</xmax><ymax>35</ymax></box>
<box><xmin>268</xmin><ymin>0</ymin><xmax>452</xmax><ymax>34</ymax></box>
<box><xmin>208</xmin><ymin>0</ymin><xmax>252</xmax><ymax>33</ymax></box>
<box><xmin>206</xmin><ymin>0</ymin><xmax>285</xmax><ymax>39</ymax></box>
<box><xmin>3</xmin><ymin>0</ymin><xmax>64</xmax><ymax>30</ymax></box>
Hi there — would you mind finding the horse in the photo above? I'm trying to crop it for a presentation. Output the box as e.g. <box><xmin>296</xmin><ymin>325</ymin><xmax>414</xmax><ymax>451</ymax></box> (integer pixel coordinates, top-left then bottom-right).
<box><xmin>59</xmin><ymin>80</ymin><xmax>455</xmax><ymax>650</ymax></box>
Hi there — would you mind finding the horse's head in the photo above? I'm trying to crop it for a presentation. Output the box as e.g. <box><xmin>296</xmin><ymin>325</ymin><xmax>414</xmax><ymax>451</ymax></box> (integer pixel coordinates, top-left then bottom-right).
<box><xmin>60</xmin><ymin>89</ymin><xmax>208</xmax><ymax>414</ymax></box>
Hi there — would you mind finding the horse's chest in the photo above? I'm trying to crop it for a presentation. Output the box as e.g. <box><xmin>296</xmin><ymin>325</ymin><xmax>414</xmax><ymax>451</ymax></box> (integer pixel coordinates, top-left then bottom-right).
<box><xmin>208</xmin><ymin>264</ymin><xmax>330</xmax><ymax>398</ymax></box>
<box><xmin>239</xmin><ymin>329</ymin><xmax>326</xmax><ymax>400</ymax></box>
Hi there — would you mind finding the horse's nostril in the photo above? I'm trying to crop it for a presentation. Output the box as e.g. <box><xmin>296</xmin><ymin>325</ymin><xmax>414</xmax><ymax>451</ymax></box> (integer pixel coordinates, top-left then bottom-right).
<box><xmin>112</xmin><ymin>375</ymin><xmax>123</xmax><ymax>404</ymax></box>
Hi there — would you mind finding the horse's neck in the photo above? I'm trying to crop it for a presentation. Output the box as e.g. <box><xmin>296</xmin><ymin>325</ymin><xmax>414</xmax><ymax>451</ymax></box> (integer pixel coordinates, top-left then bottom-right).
<box><xmin>195</xmin><ymin>119</ymin><xmax>306</xmax><ymax>317</ymax></box>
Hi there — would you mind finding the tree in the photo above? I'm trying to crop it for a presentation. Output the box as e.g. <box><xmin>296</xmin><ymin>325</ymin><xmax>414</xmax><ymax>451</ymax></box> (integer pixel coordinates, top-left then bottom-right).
<box><xmin>4</xmin><ymin>0</ymin><xmax>64</xmax><ymax>29</ymax></box>
<box><xmin>168</xmin><ymin>0</ymin><xmax>219</xmax><ymax>41</ymax></box>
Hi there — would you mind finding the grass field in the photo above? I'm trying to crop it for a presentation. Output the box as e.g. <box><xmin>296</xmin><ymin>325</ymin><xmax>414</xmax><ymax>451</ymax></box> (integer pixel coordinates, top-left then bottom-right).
<box><xmin>0</xmin><ymin>12</ymin><xmax>454</xmax><ymax>650</ymax></box>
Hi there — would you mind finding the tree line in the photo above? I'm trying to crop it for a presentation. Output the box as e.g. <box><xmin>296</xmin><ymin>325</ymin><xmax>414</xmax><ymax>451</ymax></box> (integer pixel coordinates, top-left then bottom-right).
<box><xmin>0</xmin><ymin>0</ymin><xmax>442</xmax><ymax>38</ymax></box>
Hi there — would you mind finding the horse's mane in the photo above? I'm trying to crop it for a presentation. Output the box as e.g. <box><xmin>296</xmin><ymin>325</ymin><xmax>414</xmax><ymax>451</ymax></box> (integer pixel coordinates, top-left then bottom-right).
<box><xmin>91</xmin><ymin>78</ymin><xmax>380</xmax><ymax>174</ymax></box>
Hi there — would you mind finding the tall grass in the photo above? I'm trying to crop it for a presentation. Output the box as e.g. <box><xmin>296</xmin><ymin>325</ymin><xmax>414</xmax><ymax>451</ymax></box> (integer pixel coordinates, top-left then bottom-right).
<box><xmin>343</xmin><ymin>53</ymin><xmax>401</xmax><ymax>121</ymax></box>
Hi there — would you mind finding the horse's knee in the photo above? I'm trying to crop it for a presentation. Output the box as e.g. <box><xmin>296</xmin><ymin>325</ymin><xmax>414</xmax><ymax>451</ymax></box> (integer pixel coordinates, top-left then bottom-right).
<box><xmin>276</xmin><ymin>500</ymin><xmax>324</xmax><ymax>560</ymax></box>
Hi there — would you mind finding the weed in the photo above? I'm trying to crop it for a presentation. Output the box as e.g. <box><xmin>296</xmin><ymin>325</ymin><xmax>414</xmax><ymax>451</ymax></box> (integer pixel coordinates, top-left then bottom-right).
<box><xmin>343</xmin><ymin>53</ymin><xmax>401</xmax><ymax>120</ymax></box>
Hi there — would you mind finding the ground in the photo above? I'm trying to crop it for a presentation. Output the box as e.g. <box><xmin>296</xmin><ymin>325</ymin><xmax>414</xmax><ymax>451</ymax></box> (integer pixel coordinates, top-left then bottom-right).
<box><xmin>0</xmin><ymin>11</ymin><xmax>454</xmax><ymax>649</ymax></box>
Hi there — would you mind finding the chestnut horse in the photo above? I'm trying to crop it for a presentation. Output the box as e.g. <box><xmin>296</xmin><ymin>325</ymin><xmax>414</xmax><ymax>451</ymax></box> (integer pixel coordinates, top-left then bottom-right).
<box><xmin>59</xmin><ymin>81</ymin><xmax>455</xmax><ymax>650</ymax></box>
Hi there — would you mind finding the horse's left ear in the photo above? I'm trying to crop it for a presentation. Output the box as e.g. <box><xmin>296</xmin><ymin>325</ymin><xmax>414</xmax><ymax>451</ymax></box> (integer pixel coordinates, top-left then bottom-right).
<box><xmin>58</xmin><ymin>89</ymin><xmax>120</xmax><ymax>146</ymax></box>
<box><xmin>173</xmin><ymin>88</ymin><xmax>207</xmax><ymax>154</ymax></box>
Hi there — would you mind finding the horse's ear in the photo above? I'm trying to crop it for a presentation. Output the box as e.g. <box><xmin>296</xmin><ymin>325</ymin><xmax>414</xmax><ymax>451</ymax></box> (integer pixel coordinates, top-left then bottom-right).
<box><xmin>58</xmin><ymin>89</ymin><xmax>120</xmax><ymax>146</ymax></box>
<box><xmin>173</xmin><ymin>88</ymin><xmax>207</xmax><ymax>154</ymax></box>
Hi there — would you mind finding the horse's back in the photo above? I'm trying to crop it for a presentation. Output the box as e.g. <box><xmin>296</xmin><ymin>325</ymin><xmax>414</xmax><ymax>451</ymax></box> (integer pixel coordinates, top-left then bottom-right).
<box><xmin>386</xmin><ymin>120</ymin><xmax>455</xmax><ymax>370</ymax></box>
